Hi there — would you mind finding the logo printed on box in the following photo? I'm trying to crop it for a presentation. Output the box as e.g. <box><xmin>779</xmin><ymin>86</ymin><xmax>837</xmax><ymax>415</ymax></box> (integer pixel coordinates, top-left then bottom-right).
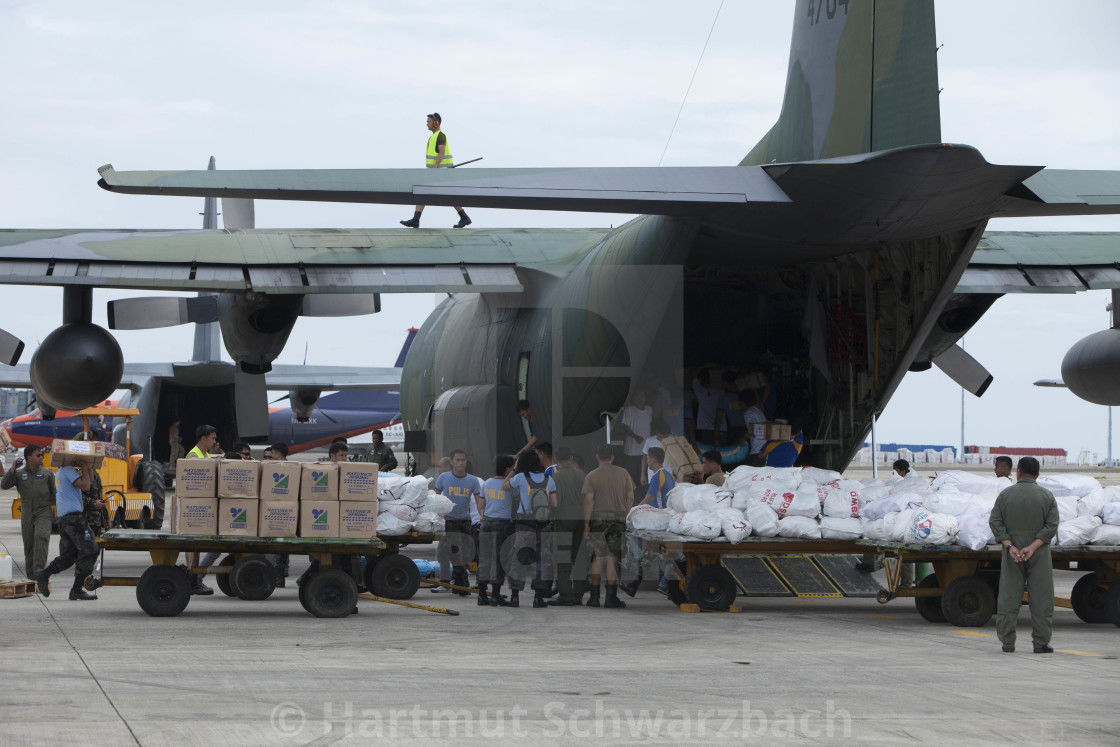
<box><xmin>312</xmin><ymin>471</ymin><xmax>329</xmax><ymax>488</ymax></box>
<box><xmin>312</xmin><ymin>507</ymin><xmax>330</xmax><ymax>528</ymax></box>
<box><xmin>273</xmin><ymin>473</ymin><xmax>289</xmax><ymax>489</ymax></box>
<box><xmin>229</xmin><ymin>507</ymin><xmax>248</xmax><ymax>529</ymax></box>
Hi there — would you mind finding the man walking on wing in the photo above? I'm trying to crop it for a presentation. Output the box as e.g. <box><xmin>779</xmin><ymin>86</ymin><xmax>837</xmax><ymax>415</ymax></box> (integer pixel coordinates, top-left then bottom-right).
<box><xmin>400</xmin><ymin>112</ymin><xmax>472</xmax><ymax>229</ymax></box>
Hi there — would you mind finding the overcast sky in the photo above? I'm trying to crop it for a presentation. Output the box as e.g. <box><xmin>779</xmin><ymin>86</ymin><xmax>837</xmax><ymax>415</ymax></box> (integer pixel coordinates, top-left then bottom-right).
<box><xmin>2</xmin><ymin>1</ymin><xmax>1119</xmax><ymax>462</ymax></box>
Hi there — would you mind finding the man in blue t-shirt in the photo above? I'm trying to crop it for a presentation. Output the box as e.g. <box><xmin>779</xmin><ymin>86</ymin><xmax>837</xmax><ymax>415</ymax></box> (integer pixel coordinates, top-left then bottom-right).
<box><xmin>434</xmin><ymin>449</ymin><xmax>482</xmax><ymax>594</ymax></box>
<box><xmin>504</xmin><ymin>452</ymin><xmax>557</xmax><ymax>608</ymax></box>
<box><xmin>762</xmin><ymin>425</ymin><xmax>804</xmax><ymax>468</ymax></box>
<box><xmin>475</xmin><ymin>454</ymin><xmax>517</xmax><ymax>606</ymax></box>
<box><xmin>36</xmin><ymin>457</ymin><xmax>99</xmax><ymax>600</ymax></box>
<box><xmin>639</xmin><ymin>447</ymin><xmax>676</xmax><ymax>509</ymax></box>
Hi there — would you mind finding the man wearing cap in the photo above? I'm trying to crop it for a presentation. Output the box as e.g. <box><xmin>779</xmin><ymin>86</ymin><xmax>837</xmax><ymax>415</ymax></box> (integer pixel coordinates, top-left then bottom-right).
<box><xmin>400</xmin><ymin>112</ymin><xmax>472</xmax><ymax>229</ymax></box>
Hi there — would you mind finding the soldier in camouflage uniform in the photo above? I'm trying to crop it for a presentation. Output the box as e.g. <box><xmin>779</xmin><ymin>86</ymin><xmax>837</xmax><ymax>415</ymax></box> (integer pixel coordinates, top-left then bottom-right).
<box><xmin>82</xmin><ymin>470</ymin><xmax>110</xmax><ymax>536</ymax></box>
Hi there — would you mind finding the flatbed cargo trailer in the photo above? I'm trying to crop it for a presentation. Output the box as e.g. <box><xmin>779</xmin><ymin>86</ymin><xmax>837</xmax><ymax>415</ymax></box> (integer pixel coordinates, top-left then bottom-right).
<box><xmin>630</xmin><ymin>530</ymin><xmax>1120</xmax><ymax>626</ymax></box>
<box><xmin>95</xmin><ymin>529</ymin><xmax>388</xmax><ymax>617</ymax></box>
<box><xmin>856</xmin><ymin>539</ymin><xmax>1120</xmax><ymax>627</ymax></box>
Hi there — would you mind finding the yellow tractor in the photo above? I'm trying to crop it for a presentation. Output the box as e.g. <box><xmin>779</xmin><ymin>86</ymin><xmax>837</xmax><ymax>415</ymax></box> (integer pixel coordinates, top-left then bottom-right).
<box><xmin>10</xmin><ymin>407</ymin><xmax>165</xmax><ymax>529</ymax></box>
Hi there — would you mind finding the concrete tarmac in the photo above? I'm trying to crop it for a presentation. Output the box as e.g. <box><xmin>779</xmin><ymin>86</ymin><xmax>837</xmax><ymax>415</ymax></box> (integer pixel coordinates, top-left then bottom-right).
<box><xmin>1</xmin><ymin>492</ymin><xmax>1118</xmax><ymax>745</ymax></box>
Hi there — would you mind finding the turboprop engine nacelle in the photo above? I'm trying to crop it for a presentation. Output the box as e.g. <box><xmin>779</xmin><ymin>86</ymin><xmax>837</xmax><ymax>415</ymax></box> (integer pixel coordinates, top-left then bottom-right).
<box><xmin>28</xmin><ymin>323</ymin><xmax>124</xmax><ymax>411</ymax></box>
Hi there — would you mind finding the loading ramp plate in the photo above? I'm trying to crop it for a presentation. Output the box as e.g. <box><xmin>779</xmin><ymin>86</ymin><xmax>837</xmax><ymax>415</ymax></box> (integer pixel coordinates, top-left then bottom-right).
<box><xmin>766</xmin><ymin>555</ymin><xmax>843</xmax><ymax>598</ymax></box>
<box><xmin>722</xmin><ymin>555</ymin><xmax>793</xmax><ymax>597</ymax></box>
<box><xmin>813</xmin><ymin>555</ymin><xmax>884</xmax><ymax>598</ymax></box>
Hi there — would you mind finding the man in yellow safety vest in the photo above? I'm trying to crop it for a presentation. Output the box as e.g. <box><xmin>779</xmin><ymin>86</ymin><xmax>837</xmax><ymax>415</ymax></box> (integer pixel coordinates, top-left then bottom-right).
<box><xmin>400</xmin><ymin>112</ymin><xmax>472</xmax><ymax>229</ymax></box>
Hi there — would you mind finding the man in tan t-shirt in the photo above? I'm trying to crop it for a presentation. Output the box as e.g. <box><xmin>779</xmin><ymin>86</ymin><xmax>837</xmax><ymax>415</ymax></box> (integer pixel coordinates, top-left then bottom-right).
<box><xmin>582</xmin><ymin>444</ymin><xmax>635</xmax><ymax>609</ymax></box>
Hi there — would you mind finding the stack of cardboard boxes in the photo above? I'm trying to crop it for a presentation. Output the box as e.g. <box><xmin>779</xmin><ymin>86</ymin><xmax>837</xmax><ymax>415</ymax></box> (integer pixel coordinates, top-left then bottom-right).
<box><xmin>170</xmin><ymin>458</ymin><xmax>380</xmax><ymax>539</ymax></box>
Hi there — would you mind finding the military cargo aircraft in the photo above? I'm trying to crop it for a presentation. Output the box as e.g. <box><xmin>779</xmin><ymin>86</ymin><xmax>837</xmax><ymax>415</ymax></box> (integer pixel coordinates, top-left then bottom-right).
<box><xmin>2</xmin><ymin>1</ymin><xmax>1120</xmax><ymax>473</ymax></box>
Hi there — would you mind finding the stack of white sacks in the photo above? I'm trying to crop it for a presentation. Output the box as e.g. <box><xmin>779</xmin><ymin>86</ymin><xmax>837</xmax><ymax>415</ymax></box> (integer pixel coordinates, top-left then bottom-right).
<box><xmin>375</xmin><ymin>474</ymin><xmax>455</xmax><ymax>535</ymax></box>
<box><xmin>628</xmin><ymin>465</ymin><xmax>1120</xmax><ymax>549</ymax></box>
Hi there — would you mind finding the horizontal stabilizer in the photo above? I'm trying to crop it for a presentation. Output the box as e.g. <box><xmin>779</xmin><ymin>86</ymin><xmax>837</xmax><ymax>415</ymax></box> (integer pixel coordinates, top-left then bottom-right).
<box><xmin>301</xmin><ymin>293</ymin><xmax>381</xmax><ymax>317</ymax></box>
<box><xmin>933</xmin><ymin>344</ymin><xmax>993</xmax><ymax>397</ymax></box>
<box><xmin>98</xmin><ymin>163</ymin><xmax>791</xmax><ymax>215</ymax></box>
<box><xmin>108</xmin><ymin>296</ymin><xmax>219</xmax><ymax>330</ymax></box>
<box><xmin>0</xmin><ymin>328</ymin><xmax>25</xmax><ymax>366</ymax></box>
<box><xmin>997</xmin><ymin>169</ymin><xmax>1120</xmax><ymax>218</ymax></box>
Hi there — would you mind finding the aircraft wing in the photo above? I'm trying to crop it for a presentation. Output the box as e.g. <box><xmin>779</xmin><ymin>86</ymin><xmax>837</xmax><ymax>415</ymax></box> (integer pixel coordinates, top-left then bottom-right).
<box><xmin>0</xmin><ymin>227</ymin><xmax>609</xmax><ymax>294</ymax></box>
<box><xmin>98</xmin><ymin>164</ymin><xmax>792</xmax><ymax>215</ymax></box>
<box><xmin>265</xmin><ymin>364</ymin><xmax>400</xmax><ymax>390</ymax></box>
<box><xmin>0</xmin><ymin>361</ymin><xmax>399</xmax><ymax>391</ymax></box>
<box><xmin>957</xmin><ymin>231</ymin><xmax>1120</xmax><ymax>293</ymax></box>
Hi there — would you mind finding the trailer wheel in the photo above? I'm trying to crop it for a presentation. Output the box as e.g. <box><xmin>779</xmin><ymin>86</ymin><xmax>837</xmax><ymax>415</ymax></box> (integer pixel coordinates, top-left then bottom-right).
<box><xmin>369</xmin><ymin>554</ymin><xmax>420</xmax><ymax>599</ymax></box>
<box><xmin>215</xmin><ymin>555</ymin><xmax>237</xmax><ymax>597</ymax></box>
<box><xmin>302</xmin><ymin>569</ymin><xmax>357</xmax><ymax>618</ymax></box>
<box><xmin>914</xmin><ymin>573</ymin><xmax>946</xmax><ymax>623</ymax></box>
<box><xmin>135</xmin><ymin>458</ymin><xmax>165</xmax><ymax>528</ymax></box>
<box><xmin>137</xmin><ymin>565</ymin><xmax>191</xmax><ymax>617</ymax></box>
<box><xmin>685</xmin><ymin>565</ymin><xmax>738</xmax><ymax>611</ymax></box>
<box><xmin>231</xmin><ymin>555</ymin><xmax>277</xmax><ymax>601</ymax></box>
<box><xmin>1071</xmin><ymin>573</ymin><xmax>1110</xmax><ymax>624</ymax></box>
<box><xmin>1105</xmin><ymin>581</ymin><xmax>1120</xmax><ymax>628</ymax></box>
<box><xmin>940</xmin><ymin>575</ymin><xmax>995</xmax><ymax>627</ymax></box>
<box><xmin>361</xmin><ymin>555</ymin><xmax>379</xmax><ymax>592</ymax></box>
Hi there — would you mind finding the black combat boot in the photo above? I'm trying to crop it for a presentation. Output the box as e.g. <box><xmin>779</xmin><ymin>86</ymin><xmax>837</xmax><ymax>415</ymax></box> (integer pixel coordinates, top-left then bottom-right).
<box><xmin>618</xmin><ymin>573</ymin><xmax>641</xmax><ymax>598</ymax></box>
<box><xmin>533</xmin><ymin>592</ymin><xmax>548</xmax><ymax>608</ymax></box>
<box><xmin>70</xmin><ymin>578</ymin><xmax>97</xmax><ymax>601</ymax></box>
<box><xmin>400</xmin><ymin>211</ymin><xmax>421</xmax><ymax>228</ymax></box>
<box><xmin>477</xmin><ymin>586</ymin><xmax>490</xmax><ymax>606</ymax></box>
<box><xmin>509</xmin><ymin>589</ymin><xmax>520</xmax><ymax>608</ymax></box>
<box><xmin>604</xmin><ymin>584</ymin><xmax>627</xmax><ymax>608</ymax></box>
<box><xmin>35</xmin><ymin>562</ymin><xmax>58</xmax><ymax>597</ymax></box>
<box><xmin>453</xmin><ymin>210</ymin><xmax>472</xmax><ymax>228</ymax></box>
<box><xmin>586</xmin><ymin>585</ymin><xmax>601</xmax><ymax>608</ymax></box>
<box><xmin>489</xmin><ymin>584</ymin><xmax>509</xmax><ymax>606</ymax></box>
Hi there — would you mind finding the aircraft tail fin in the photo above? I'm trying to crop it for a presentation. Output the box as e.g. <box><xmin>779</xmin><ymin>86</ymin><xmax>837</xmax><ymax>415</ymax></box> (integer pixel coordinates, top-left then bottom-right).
<box><xmin>741</xmin><ymin>0</ymin><xmax>941</xmax><ymax>166</ymax></box>
<box><xmin>395</xmin><ymin>328</ymin><xmax>418</xmax><ymax>368</ymax></box>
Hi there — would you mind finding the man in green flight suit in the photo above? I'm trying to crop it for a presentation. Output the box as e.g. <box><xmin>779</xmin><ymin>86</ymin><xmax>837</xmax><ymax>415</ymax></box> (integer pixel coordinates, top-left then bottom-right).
<box><xmin>2</xmin><ymin>445</ymin><xmax>55</xmax><ymax>578</ymax></box>
<box><xmin>988</xmin><ymin>456</ymin><xmax>1060</xmax><ymax>654</ymax></box>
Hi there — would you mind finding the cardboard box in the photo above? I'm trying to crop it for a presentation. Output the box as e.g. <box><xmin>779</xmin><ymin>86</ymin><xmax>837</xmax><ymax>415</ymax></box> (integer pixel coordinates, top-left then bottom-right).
<box><xmin>49</xmin><ymin>439</ymin><xmax>107</xmax><ymax>469</ymax></box>
<box><xmin>258</xmin><ymin>501</ymin><xmax>299</xmax><ymax>538</ymax></box>
<box><xmin>660</xmin><ymin>435</ymin><xmax>703</xmax><ymax>483</ymax></box>
<box><xmin>736</xmin><ymin>372</ymin><xmax>767</xmax><ymax>392</ymax></box>
<box><xmin>338</xmin><ymin>463</ymin><xmax>379</xmax><ymax>501</ymax></box>
<box><xmin>218</xmin><ymin>498</ymin><xmax>259</xmax><ymax>537</ymax></box>
<box><xmin>751</xmin><ymin>422</ymin><xmax>792</xmax><ymax>442</ymax></box>
<box><xmin>170</xmin><ymin>495</ymin><xmax>218</xmax><ymax>536</ymax></box>
<box><xmin>260</xmin><ymin>461</ymin><xmax>302</xmax><ymax>501</ymax></box>
<box><xmin>299</xmin><ymin>500</ymin><xmax>339</xmax><ymax>538</ymax></box>
<box><xmin>338</xmin><ymin>501</ymin><xmax>379</xmax><ymax>539</ymax></box>
<box><xmin>176</xmin><ymin>458</ymin><xmax>218</xmax><ymax>497</ymax></box>
<box><xmin>218</xmin><ymin>459</ymin><xmax>261</xmax><ymax>498</ymax></box>
<box><xmin>301</xmin><ymin>462</ymin><xmax>339</xmax><ymax>501</ymax></box>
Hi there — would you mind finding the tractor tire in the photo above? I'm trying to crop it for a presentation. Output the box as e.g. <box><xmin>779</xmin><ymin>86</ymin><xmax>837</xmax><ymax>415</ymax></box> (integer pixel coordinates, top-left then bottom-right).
<box><xmin>135</xmin><ymin>459</ymin><xmax>165</xmax><ymax>529</ymax></box>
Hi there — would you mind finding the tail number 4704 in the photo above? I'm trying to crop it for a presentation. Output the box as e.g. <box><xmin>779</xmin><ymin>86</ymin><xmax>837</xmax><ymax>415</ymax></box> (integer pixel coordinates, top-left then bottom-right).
<box><xmin>808</xmin><ymin>0</ymin><xmax>850</xmax><ymax>25</ymax></box>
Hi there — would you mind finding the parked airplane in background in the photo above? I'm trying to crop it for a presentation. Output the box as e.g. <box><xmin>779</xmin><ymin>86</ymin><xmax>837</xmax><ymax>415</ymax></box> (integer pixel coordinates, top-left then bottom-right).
<box><xmin>1</xmin><ymin>334</ymin><xmax>411</xmax><ymax>456</ymax></box>
<box><xmin>3</xmin><ymin>2</ymin><xmax>1120</xmax><ymax>475</ymax></box>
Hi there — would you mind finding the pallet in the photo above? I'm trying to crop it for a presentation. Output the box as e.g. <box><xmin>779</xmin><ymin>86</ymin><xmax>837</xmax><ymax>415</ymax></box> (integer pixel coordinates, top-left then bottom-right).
<box><xmin>0</xmin><ymin>579</ymin><xmax>37</xmax><ymax>599</ymax></box>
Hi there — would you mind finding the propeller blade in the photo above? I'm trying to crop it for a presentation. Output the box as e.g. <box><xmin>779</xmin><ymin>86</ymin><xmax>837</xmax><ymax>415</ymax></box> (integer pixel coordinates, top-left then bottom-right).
<box><xmin>0</xmin><ymin>328</ymin><xmax>25</xmax><ymax>366</ymax></box>
<box><xmin>301</xmin><ymin>293</ymin><xmax>381</xmax><ymax>317</ymax></box>
<box><xmin>222</xmin><ymin>197</ymin><xmax>255</xmax><ymax>229</ymax></box>
<box><xmin>315</xmin><ymin>405</ymin><xmax>340</xmax><ymax>425</ymax></box>
<box><xmin>234</xmin><ymin>367</ymin><xmax>271</xmax><ymax>441</ymax></box>
<box><xmin>269</xmin><ymin>393</ymin><xmax>291</xmax><ymax>404</ymax></box>
<box><xmin>933</xmin><ymin>344</ymin><xmax>994</xmax><ymax>397</ymax></box>
<box><xmin>108</xmin><ymin>296</ymin><xmax>219</xmax><ymax>330</ymax></box>
<box><xmin>1032</xmin><ymin>378</ymin><xmax>1067</xmax><ymax>388</ymax></box>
